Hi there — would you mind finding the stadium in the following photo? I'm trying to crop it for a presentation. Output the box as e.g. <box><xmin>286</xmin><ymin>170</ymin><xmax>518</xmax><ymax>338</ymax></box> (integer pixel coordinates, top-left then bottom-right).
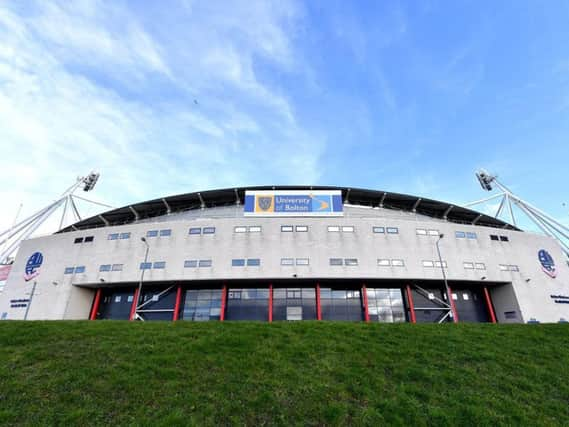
<box><xmin>1</xmin><ymin>185</ymin><xmax>568</xmax><ymax>323</ymax></box>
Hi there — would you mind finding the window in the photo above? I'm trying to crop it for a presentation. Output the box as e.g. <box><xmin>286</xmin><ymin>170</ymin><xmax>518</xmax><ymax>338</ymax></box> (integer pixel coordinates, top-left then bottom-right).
<box><xmin>366</xmin><ymin>288</ymin><xmax>405</xmax><ymax>323</ymax></box>
<box><xmin>377</xmin><ymin>259</ymin><xmax>390</xmax><ymax>266</ymax></box>
<box><xmin>509</xmin><ymin>265</ymin><xmax>519</xmax><ymax>272</ymax></box>
<box><xmin>281</xmin><ymin>225</ymin><xmax>293</xmax><ymax>232</ymax></box>
<box><xmin>183</xmin><ymin>289</ymin><xmax>223</xmax><ymax>321</ymax></box>
<box><xmin>184</xmin><ymin>260</ymin><xmax>198</xmax><ymax>268</ymax></box>
<box><xmin>490</xmin><ymin>234</ymin><xmax>499</xmax><ymax>241</ymax></box>
<box><xmin>344</xmin><ymin>258</ymin><xmax>358</xmax><ymax>266</ymax></box>
<box><xmin>455</xmin><ymin>231</ymin><xmax>466</xmax><ymax>238</ymax></box>
<box><xmin>120</xmin><ymin>232</ymin><xmax>131</xmax><ymax>239</ymax></box>
<box><xmin>373</xmin><ymin>226</ymin><xmax>385</xmax><ymax>234</ymax></box>
<box><xmin>226</xmin><ymin>288</ymin><xmax>269</xmax><ymax>321</ymax></box>
<box><xmin>234</xmin><ymin>226</ymin><xmax>247</xmax><ymax>233</ymax></box>
<box><xmin>428</xmin><ymin>229</ymin><xmax>439</xmax><ymax>236</ymax></box>
<box><xmin>386</xmin><ymin>227</ymin><xmax>399</xmax><ymax>234</ymax></box>
<box><xmin>466</xmin><ymin>232</ymin><xmax>477</xmax><ymax>239</ymax></box>
<box><xmin>320</xmin><ymin>287</ymin><xmax>363</xmax><ymax>321</ymax></box>
<box><xmin>475</xmin><ymin>263</ymin><xmax>486</xmax><ymax>270</ymax></box>
<box><xmin>203</xmin><ymin>227</ymin><xmax>216</xmax><ymax>234</ymax></box>
<box><xmin>232</xmin><ymin>259</ymin><xmax>246</xmax><ymax>267</ymax></box>
<box><xmin>108</xmin><ymin>233</ymin><xmax>119</xmax><ymax>240</ymax></box>
<box><xmin>99</xmin><ymin>264</ymin><xmax>112</xmax><ymax>272</ymax></box>
<box><xmin>500</xmin><ymin>235</ymin><xmax>509</xmax><ymax>242</ymax></box>
<box><xmin>281</xmin><ymin>258</ymin><xmax>294</xmax><ymax>266</ymax></box>
<box><xmin>463</xmin><ymin>262</ymin><xmax>474</xmax><ymax>269</ymax></box>
<box><xmin>64</xmin><ymin>267</ymin><xmax>74</xmax><ymax>274</ymax></box>
<box><xmin>153</xmin><ymin>261</ymin><xmax>166</xmax><ymax>269</ymax></box>
<box><xmin>296</xmin><ymin>225</ymin><xmax>308</xmax><ymax>232</ymax></box>
<box><xmin>189</xmin><ymin>227</ymin><xmax>202</xmax><ymax>235</ymax></box>
<box><xmin>327</xmin><ymin>225</ymin><xmax>340</xmax><ymax>232</ymax></box>
<box><xmin>422</xmin><ymin>260</ymin><xmax>434</xmax><ymax>267</ymax></box>
<box><xmin>329</xmin><ymin>258</ymin><xmax>343</xmax><ymax>266</ymax></box>
<box><xmin>296</xmin><ymin>258</ymin><xmax>309</xmax><ymax>266</ymax></box>
<box><xmin>434</xmin><ymin>261</ymin><xmax>448</xmax><ymax>268</ymax></box>
<box><xmin>199</xmin><ymin>260</ymin><xmax>212</xmax><ymax>268</ymax></box>
<box><xmin>499</xmin><ymin>264</ymin><xmax>509</xmax><ymax>271</ymax></box>
<box><xmin>247</xmin><ymin>258</ymin><xmax>261</xmax><ymax>266</ymax></box>
<box><xmin>146</xmin><ymin>230</ymin><xmax>158</xmax><ymax>237</ymax></box>
<box><xmin>159</xmin><ymin>229</ymin><xmax>171</xmax><ymax>237</ymax></box>
<box><xmin>342</xmin><ymin>226</ymin><xmax>355</xmax><ymax>232</ymax></box>
<box><xmin>111</xmin><ymin>264</ymin><xmax>123</xmax><ymax>271</ymax></box>
<box><xmin>416</xmin><ymin>229</ymin><xmax>427</xmax><ymax>235</ymax></box>
<box><xmin>84</xmin><ymin>236</ymin><xmax>94</xmax><ymax>242</ymax></box>
<box><xmin>74</xmin><ymin>266</ymin><xmax>86</xmax><ymax>274</ymax></box>
<box><xmin>391</xmin><ymin>259</ymin><xmax>405</xmax><ymax>267</ymax></box>
<box><xmin>140</xmin><ymin>262</ymin><xmax>152</xmax><ymax>270</ymax></box>
<box><xmin>273</xmin><ymin>287</ymin><xmax>317</xmax><ymax>321</ymax></box>
<box><xmin>248</xmin><ymin>226</ymin><xmax>262</xmax><ymax>233</ymax></box>
<box><xmin>74</xmin><ymin>237</ymin><xmax>84</xmax><ymax>244</ymax></box>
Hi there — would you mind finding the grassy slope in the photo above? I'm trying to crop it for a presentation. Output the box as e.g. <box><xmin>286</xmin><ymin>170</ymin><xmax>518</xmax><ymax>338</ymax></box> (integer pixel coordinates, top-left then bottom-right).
<box><xmin>0</xmin><ymin>322</ymin><xmax>568</xmax><ymax>426</ymax></box>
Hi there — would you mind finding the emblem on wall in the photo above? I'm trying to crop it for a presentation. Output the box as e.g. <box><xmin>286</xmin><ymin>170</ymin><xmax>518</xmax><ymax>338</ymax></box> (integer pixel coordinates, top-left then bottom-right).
<box><xmin>538</xmin><ymin>249</ymin><xmax>556</xmax><ymax>278</ymax></box>
<box><xmin>24</xmin><ymin>252</ymin><xmax>43</xmax><ymax>282</ymax></box>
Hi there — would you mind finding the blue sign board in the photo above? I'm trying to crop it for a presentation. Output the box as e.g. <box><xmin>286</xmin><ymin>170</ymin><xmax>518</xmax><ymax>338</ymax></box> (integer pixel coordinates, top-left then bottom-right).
<box><xmin>244</xmin><ymin>191</ymin><xmax>343</xmax><ymax>217</ymax></box>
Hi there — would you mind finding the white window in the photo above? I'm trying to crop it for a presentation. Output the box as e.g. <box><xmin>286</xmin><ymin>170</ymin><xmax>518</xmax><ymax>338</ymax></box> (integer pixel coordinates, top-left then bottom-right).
<box><xmin>416</xmin><ymin>229</ymin><xmax>427</xmax><ymax>235</ymax></box>
<box><xmin>295</xmin><ymin>225</ymin><xmax>308</xmax><ymax>232</ymax></box>
<box><xmin>127</xmin><ymin>295</ymin><xmax>133</xmax><ymax>303</ymax></box>
<box><xmin>111</xmin><ymin>264</ymin><xmax>123</xmax><ymax>271</ymax></box>
<box><xmin>329</xmin><ymin>258</ymin><xmax>343</xmax><ymax>266</ymax></box>
<box><xmin>342</xmin><ymin>226</ymin><xmax>355</xmax><ymax>232</ymax></box>
<box><xmin>499</xmin><ymin>264</ymin><xmax>509</xmax><ymax>271</ymax></box>
<box><xmin>475</xmin><ymin>263</ymin><xmax>486</xmax><ymax>270</ymax></box>
<box><xmin>327</xmin><ymin>226</ymin><xmax>340</xmax><ymax>232</ymax></box>
<box><xmin>386</xmin><ymin>227</ymin><xmax>399</xmax><ymax>234</ymax></box>
<box><xmin>422</xmin><ymin>260</ymin><xmax>434</xmax><ymax>267</ymax></box>
<box><xmin>451</xmin><ymin>293</ymin><xmax>458</xmax><ymax>300</ymax></box>
<box><xmin>462</xmin><ymin>293</ymin><xmax>469</xmax><ymax>300</ymax></box>
<box><xmin>281</xmin><ymin>225</ymin><xmax>293</xmax><ymax>232</ymax></box>
<box><xmin>234</xmin><ymin>226</ymin><xmax>247</xmax><ymax>233</ymax></box>
<box><xmin>296</xmin><ymin>258</ymin><xmax>309</xmax><ymax>266</ymax></box>
<box><xmin>114</xmin><ymin>296</ymin><xmax>122</xmax><ymax>303</ymax></box>
<box><xmin>281</xmin><ymin>258</ymin><xmax>294</xmax><ymax>266</ymax></box>
<box><xmin>248</xmin><ymin>226</ymin><xmax>262</xmax><ymax>233</ymax></box>
<box><xmin>344</xmin><ymin>258</ymin><xmax>358</xmax><ymax>266</ymax></box>
<box><xmin>377</xmin><ymin>259</ymin><xmax>390</xmax><ymax>266</ymax></box>
<box><xmin>509</xmin><ymin>265</ymin><xmax>519</xmax><ymax>272</ymax></box>
<box><xmin>428</xmin><ymin>229</ymin><xmax>439</xmax><ymax>236</ymax></box>
<box><xmin>373</xmin><ymin>226</ymin><xmax>385</xmax><ymax>233</ymax></box>
<box><xmin>435</xmin><ymin>261</ymin><xmax>447</xmax><ymax>268</ymax></box>
<box><xmin>391</xmin><ymin>259</ymin><xmax>405</xmax><ymax>267</ymax></box>
<box><xmin>463</xmin><ymin>262</ymin><xmax>475</xmax><ymax>269</ymax></box>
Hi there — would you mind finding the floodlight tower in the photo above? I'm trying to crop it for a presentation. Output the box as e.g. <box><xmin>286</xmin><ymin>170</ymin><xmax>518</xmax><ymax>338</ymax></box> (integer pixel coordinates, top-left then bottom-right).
<box><xmin>466</xmin><ymin>170</ymin><xmax>569</xmax><ymax>259</ymax></box>
<box><xmin>0</xmin><ymin>172</ymin><xmax>112</xmax><ymax>264</ymax></box>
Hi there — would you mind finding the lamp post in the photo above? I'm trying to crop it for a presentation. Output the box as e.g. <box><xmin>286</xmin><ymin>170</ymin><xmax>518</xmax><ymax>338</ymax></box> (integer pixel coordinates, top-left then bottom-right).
<box><xmin>135</xmin><ymin>237</ymin><xmax>150</xmax><ymax>320</ymax></box>
<box><xmin>435</xmin><ymin>233</ymin><xmax>457</xmax><ymax>323</ymax></box>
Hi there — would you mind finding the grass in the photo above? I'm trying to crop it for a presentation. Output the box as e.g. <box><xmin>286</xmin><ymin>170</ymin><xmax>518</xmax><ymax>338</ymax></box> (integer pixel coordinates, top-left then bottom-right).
<box><xmin>0</xmin><ymin>321</ymin><xmax>568</xmax><ymax>426</ymax></box>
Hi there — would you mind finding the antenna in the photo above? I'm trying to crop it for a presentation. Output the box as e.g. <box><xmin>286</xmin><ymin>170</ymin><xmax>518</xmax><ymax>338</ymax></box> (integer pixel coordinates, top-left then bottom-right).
<box><xmin>466</xmin><ymin>169</ymin><xmax>569</xmax><ymax>259</ymax></box>
<box><xmin>0</xmin><ymin>172</ymin><xmax>113</xmax><ymax>264</ymax></box>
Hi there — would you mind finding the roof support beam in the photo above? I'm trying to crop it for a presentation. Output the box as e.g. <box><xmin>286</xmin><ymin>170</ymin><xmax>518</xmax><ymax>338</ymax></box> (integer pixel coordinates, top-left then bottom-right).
<box><xmin>379</xmin><ymin>192</ymin><xmax>387</xmax><ymax>207</ymax></box>
<box><xmin>197</xmin><ymin>192</ymin><xmax>205</xmax><ymax>209</ymax></box>
<box><xmin>234</xmin><ymin>189</ymin><xmax>241</xmax><ymax>205</ymax></box>
<box><xmin>442</xmin><ymin>205</ymin><xmax>453</xmax><ymax>220</ymax></box>
<box><xmin>472</xmin><ymin>214</ymin><xmax>483</xmax><ymax>225</ymax></box>
<box><xmin>412</xmin><ymin>198</ymin><xmax>422</xmax><ymax>212</ymax></box>
<box><xmin>161</xmin><ymin>198</ymin><xmax>171</xmax><ymax>214</ymax></box>
<box><xmin>129</xmin><ymin>206</ymin><xmax>139</xmax><ymax>221</ymax></box>
<box><xmin>345</xmin><ymin>188</ymin><xmax>351</xmax><ymax>204</ymax></box>
<box><xmin>98</xmin><ymin>214</ymin><xmax>110</xmax><ymax>226</ymax></box>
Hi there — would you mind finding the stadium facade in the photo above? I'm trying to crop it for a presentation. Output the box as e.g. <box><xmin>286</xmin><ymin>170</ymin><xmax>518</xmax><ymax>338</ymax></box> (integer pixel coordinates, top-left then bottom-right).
<box><xmin>1</xmin><ymin>186</ymin><xmax>568</xmax><ymax>323</ymax></box>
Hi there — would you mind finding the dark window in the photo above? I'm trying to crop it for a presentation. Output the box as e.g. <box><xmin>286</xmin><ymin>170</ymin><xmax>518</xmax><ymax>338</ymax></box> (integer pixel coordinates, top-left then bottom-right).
<box><xmin>232</xmin><ymin>259</ymin><xmax>245</xmax><ymax>267</ymax></box>
<box><xmin>153</xmin><ymin>261</ymin><xmax>166</xmax><ymax>269</ymax></box>
<box><xmin>189</xmin><ymin>228</ymin><xmax>201</xmax><ymax>235</ymax></box>
<box><xmin>500</xmin><ymin>235</ymin><xmax>509</xmax><ymax>242</ymax></box>
<box><xmin>226</xmin><ymin>288</ymin><xmax>269</xmax><ymax>321</ymax></box>
<box><xmin>99</xmin><ymin>264</ymin><xmax>111</xmax><ymax>272</ymax></box>
<box><xmin>160</xmin><ymin>229</ymin><xmax>172</xmax><ymax>237</ymax></box>
<box><xmin>329</xmin><ymin>258</ymin><xmax>343</xmax><ymax>266</ymax></box>
<box><xmin>74</xmin><ymin>266</ymin><xmax>86</xmax><ymax>274</ymax></box>
<box><xmin>247</xmin><ymin>258</ymin><xmax>260</xmax><ymax>266</ymax></box>
<box><xmin>199</xmin><ymin>260</ymin><xmax>212</xmax><ymax>267</ymax></box>
<box><xmin>146</xmin><ymin>230</ymin><xmax>158</xmax><ymax>237</ymax></box>
<box><xmin>182</xmin><ymin>289</ymin><xmax>222</xmax><ymax>321</ymax></box>
<box><xmin>373</xmin><ymin>226</ymin><xmax>385</xmax><ymax>233</ymax></box>
<box><xmin>504</xmin><ymin>311</ymin><xmax>517</xmax><ymax>319</ymax></box>
<box><xmin>466</xmin><ymin>232</ymin><xmax>477</xmax><ymax>239</ymax></box>
<box><xmin>84</xmin><ymin>236</ymin><xmax>94</xmax><ymax>242</ymax></box>
<box><xmin>74</xmin><ymin>237</ymin><xmax>84</xmax><ymax>244</ymax></box>
<box><xmin>120</xmin><ymin>232</ymin><xmax>131</xmax><ymax>239</ymax></box>
<box><xmin>455</xmin><ymin>231</ymin><xmax>466</xmax><ymax>238</ymax></box>
<box><xmin>64</xmin><ymin>267</ymin><xmax>74</xmax><ymax>274</ymax></box>
<box><xmin>273</xmin><ymin>287</ymin><xmax>317</xmax><ymax>321</ymax></box>
<box><xmin>344</xmin><ymin>258</ymin><xmax>358</xmax><ymax>266</ymax></box>
<box><xmin>386</xmin><ymin>227</ymin><xmax>399</xmax><ymax>234</ymax></box>
<box><xmin>111</xmin><ymin>264</ymin><xmax>123</xmax><ymax>271</ymax></box>
<box><xmin>108</xmin><ymin>233</ymin><xmax>119</xmax><ymax>240</ymax></box>
<box><xmin>203</xmin><ymin>227</ymin><xmax>216</xmax><ymax>234</ymax></box>
<box><xmin>140</xmin><ymin>262</ymin><xmax>152</xmax><ymax>270</ymax></box>
<box><xmin>184</xmin><ymin>260</ymin><xmax>198</xmax><ymax>268</ymax></box>
<box><xmin>490</xmin><ymin>235</ymin><xmax>499</xmax><ymax>241</ymax></box>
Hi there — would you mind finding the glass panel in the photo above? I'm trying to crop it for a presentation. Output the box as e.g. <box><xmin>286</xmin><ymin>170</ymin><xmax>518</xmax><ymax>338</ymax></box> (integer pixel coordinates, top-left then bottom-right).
<box><xmin>329</xmin><ymin>258</ymin><xmax>343</xmax><ymax>266</ymax></box>
<box><xmin>146</xmin><ymin>230</ymin><xmax>158</xmax><ymax>237</ymax></box>
<box><xmin>373</xmin><ymin>226</ymin><xmax>385</xmax><ymax>233</ymax></box>
<box><xmin>111</xmin><ymin>264</ymin><xmax>123</xmax><ymax>271</ymax></box>
<box><xmin>203</xmin><ymin>227</ymin><xmax>216</xmax><ymax>234</ymax></box>
<box><xmin>247</xmin><ymin>258</ymin><xmax>261</xmax><ymax>266</ymax></box>
<box><xmin>120</xmin><ymin>232</ymin><xmax>131</xmax><ymax>239</ymax></box>
<box><xmin>428</xmin><ymin>229</ymin><xmax>439</xmax><ymax>236</ymax></box>
<box><xmin>153</xmin><ymin>261</ymin><xmax>166</xmax><ymax>269</ymax></box>
<box><xmin>455</xmin><ymin>231</ymin><xmax>466</xmax><ymax>238</ymax></box>
<box><xmin>391</xmin><ymin>259</ymin><xmax>404</xmax><ymax>267</ymax></box>
<box><xmin>234</xmin><ymin>226</ymin><xmax>247</xmax><ymax>233</ymax></box>
<box><xmin>416</xmin><ymin>229</ymin><xmax>427</xmax><ymax>235</ymax></box>
<box><xmin>189</xmin><ymin>228</ymin><xmax>202</xmax><ymax>235</ymax></box>
<box><xmin>296</xmin><ymin>258</ymin><xmax>309</xmax><ymax>266</ymax></box>
<box><xmin>386</xmin><ymin>227</ymin><xmax>398</xmax><ymax>234</ymax></box>
<box><xmin>198</xmin><ymin>260</ymin><xmax>212</xmax><ymax>267</ymax></box>
<box><xmin>281</xmin><ymin>258</ymin><xmax>294</xmax><ymax>266</ymax></box>
<box><xmin>232</xmin><ymin>259</ymin><xmax>245</xmax><ymax>267</ymax></box>
<box><xmin>281</xmin><ymin>225</ymin><xmax>293</xmax><ymax>232</ymax></box>
<box><xmin>184</xmin><ymin>260</ymin><xmax>198</xmax><ymax>268</ymax></box>
<box><xmin>99</xmin><ymin>264</ymin><xmax>111</xmax><ymax>272</ymax></box>
<box><xmin>160</xmin><ymin>229</ymin><xmax>172</xmax><ymax>237</ymax></box>
<box><xmin>377</xmin><ymin>259</ymin><xmax>390</xmax><ymax>266</ymax></box>
<box><xmin>295</xmin><ymin>225</ymin><xmax>308</xmax><ymax>232</ymax></box>
<box><xmin>345</xmin><ymin>258</ymin><xmax>358</xmax><ymax>266</ymax></box>
<box><xmin>466</xmin><ymin>232</ymin><xmax>477</xmax><ymax>239</ymax></box>
<box><xmin>108</xmin><ymin>233</ymin><xmax>119</xmax><ymax>240</ymax></box>
<box><xmin>248</xmin><ymin>226</ymin><xmax>262</xmax><ymax>233</ymax></box>
<box><xmin>327</xmin><ymin>226</ymin><xmax>340</xmax><ymax>232</ymax></box>
<box><xmin>342</xmin><ymin>226</ymin><xmax>354</xmax><ymax>232</ymax></box>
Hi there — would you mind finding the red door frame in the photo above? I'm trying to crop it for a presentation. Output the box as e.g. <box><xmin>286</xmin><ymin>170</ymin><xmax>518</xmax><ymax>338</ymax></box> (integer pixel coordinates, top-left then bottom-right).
<box><xmin>172</xmin><ymin>285</ymin><xmax>183</xmax><ymax>321</ymax></box>
<box><xmin>405</xmin><ymin>285</ymin><xmax>416</xmax><ymax>324</ymax></box>
<box><xmin>362</xmin><ymin>284</ymin><xmax>370</xmax><ymax>323</ymax></box>
<box><xmin>129</xmin><ymin>288</ymin><xmax>140</xmax><ymax>321</ymax></box>
<box><xmin>316</xmin><ymin>283</ymin><xmax>322</xmax><ymax>320</ymax></box>
<box><xmin>483</xmin><ymin>286</ymin><xmax>497</xmax><ymax>323</ymax></box>
<box><xmin>448</xmin><ymin>286</ymin><xmax>459</xmax><ymax>323</ymax></box>
<box><xmin>89</xmin><ymin>288</ymin><xmax>102</xmax><ymax>320</ymax></box>
<box><xmin>268</xmin><ymin>283</ymin><xmax>273</xmax><ymax>322</ymax></box>
<box><xmin>220</xmin><ymin>283</ymin><xmax>227</xmax><ymax>321</ymax></box>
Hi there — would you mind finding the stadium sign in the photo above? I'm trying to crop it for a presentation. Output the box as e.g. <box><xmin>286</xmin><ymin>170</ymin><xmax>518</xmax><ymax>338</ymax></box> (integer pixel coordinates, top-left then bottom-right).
<box><xmin>24</xmin><ymin>252</ymin><xmax>43</xmax><ymax>282</ymax></box>
<box><xmin>244</xmin><ymin>190</ymin><xmax>343</xmax><ymax>217</ymax></box>
<box><xmin>538</xmin><ymin>249</ymin><xmax>556</xmax><ymax>278</ymax></box>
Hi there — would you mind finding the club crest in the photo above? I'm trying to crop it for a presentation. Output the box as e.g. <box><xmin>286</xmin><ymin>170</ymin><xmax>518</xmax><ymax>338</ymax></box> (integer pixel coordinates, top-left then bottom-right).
<box><xmin>258</xmin><ymin>197</ymin><xmax>273</xmax><ymax>211</ymax></box>
<box><xmin>24</xmin><ymin>252</ymin><xmax>43</xmax><ymax>282</ymax></box>
<box><xmin>538</xmin><ymin>249</ymin><xmax>556</xmax><ymax>278</ymax></box>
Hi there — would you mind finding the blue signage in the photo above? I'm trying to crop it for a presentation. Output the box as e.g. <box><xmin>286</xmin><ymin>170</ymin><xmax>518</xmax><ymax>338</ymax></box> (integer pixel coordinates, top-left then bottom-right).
<box><xmin>538</xmin><ymin>249</ymin><xmax>556</xmax><ymax>278</ymax></box>
<box><xmin>24</xmin><ymin>252</ymin><xmax>43</xmax><ymax>281</ymax></box>
<box><xmin>244</xmin><ymin>191</ymin><xmax>343</xmax><ymax>217</ymax></box>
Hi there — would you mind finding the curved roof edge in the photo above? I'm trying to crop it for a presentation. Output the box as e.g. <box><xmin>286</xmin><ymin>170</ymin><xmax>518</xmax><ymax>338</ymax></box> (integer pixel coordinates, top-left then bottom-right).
<box><xmin>59</xmin><ymin>186</ymin><xmax>519</xmax><ymax>233</ymax></box>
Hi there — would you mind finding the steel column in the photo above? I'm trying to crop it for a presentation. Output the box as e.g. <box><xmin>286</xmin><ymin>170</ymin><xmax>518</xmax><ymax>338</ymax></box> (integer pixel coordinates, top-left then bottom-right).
<box><xmin>483</xmin><ymin>286</ymin><xmax>497</xmax><ymax>323</ymax></box>
<box><xmin>89</xmin><ymin>288</ymin><xmax>102</xmax><ymax>320</ymax></box>
<box><xmin>172</xmin><ymin>285</ymin><xmax>183</xmax><ymax>321</ymax></box>
<box><xmin>362</xmin><ymin>284</ymin><xmax>370</xmax><ymax>323</ymax></box>
<box><xmin>220</xmin><ymin>283</ymin><xmax>227</xmax><ymax>321</ymax></box>
<box><xmin>268</xmin><ymin>283</ymin><xmax>273</xmax><ymax>322</ymax></box>
<box><xmin>316</xmin><ymin>283</ymin><xmax>322</xmax><ymax>320</ymax></box>
<box><xmin>405</xmin><ymin>285</ymin><xmax>416</xmax><ymax>324</ymax></box>
<box><xmin>129</xmin><ymin>288</ymin><xmax>140</xmax><ymax>321</ymax></box>
<box><xmin>447</xmin><ymin>286</ymin><xmax>459</xmax><ymax>323</ymax></box>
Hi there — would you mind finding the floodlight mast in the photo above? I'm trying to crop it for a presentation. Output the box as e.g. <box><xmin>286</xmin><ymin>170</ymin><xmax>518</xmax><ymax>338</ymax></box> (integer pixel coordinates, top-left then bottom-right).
<box><xmin>0</xmin><ymin>172</ymin><xmax>112</xmax><ymax>264</ymax></box>
<box><xmin>466</xmin><ymin>169</ymin><xmax>569</xmax><ymax>259</ymax></box>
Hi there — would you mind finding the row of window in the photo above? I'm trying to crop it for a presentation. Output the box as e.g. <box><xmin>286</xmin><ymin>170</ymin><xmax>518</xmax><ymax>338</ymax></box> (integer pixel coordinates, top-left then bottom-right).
<box><xmin>74</xmin><ymin>236</ymin><xmax>94</xmax><ymax>244</ymax></box>
<box><xmin>99</xmin><ymin>264</ymin><xmax>124</xmax><ymax>272</ymax></box>
<box><xmin>499</xmin><ymin>264</ymin><xmax>520</xmax><ymax>272</ymax></box>
<box><xmin>108</xmin><ymin>232</ymin><xmax>131</xmax><ymax>240</ymax></box>
<box><xmin>281</xmin><ymin>225</ymin><xmax>308</xmax><ymax>232</ymax></box>
<box><xmin>184</xmin><ymin>260</ymin><xmax>213</xmax><ymax>268</ymax></box>
<box><xmin>329</xmin><ymin>258</ymin><xmax>359</xmax><ymax>266</ymax></box>
<box><xmin>377</xmin><ymin>259</ymin><xmax>405</xmax><ymax>267</ymax></box>
<box><xmin>64</xmin><ymin>266</ymin><xmax>86</xmax><ymax>274</ymax></box>
<box><xmin>140</xmin><ymin>261</ymin><xmax>166</xmax><ymax>270</ymax></box>
<box><xmin>234</xmin><ymin>226</ymin><xmax>262</xmax><ymax>233</ymax></box>
<box><xmin>232</xmin><ymin>258</ymin><xmax>261</xmax><ymax>267</ymax></box>
<box><xmin>189</xmin><ymin>227</ymin><xmax>216</xmax><ymax>235</ymax></box>
<box><xmin>416</xmin><ymin>228</ymin><xmax>440</xmax><ymax>236</ymax></box>
<box><xmin>281</xmin><ymin>258</ymin><xmax>310</xmax><ymax>266</ymax></box>
<box><xmin>490</xmin><ymin>234</ymin><xmax>510</xmax><ymax>242</ymax></box>
<box><xmin>422</xmin><ymin>260</ymin><xmax>448</xmax><ymax>268</ymax></box>
<box><xmin>463</xmin><ymin>262</ymin><xmax>487</xmax><ymax>270</ymax></box>
<box><xmin>455</xmin><ymin>231</ymin><xmax>478</xmax><ymax>239</ymax></box>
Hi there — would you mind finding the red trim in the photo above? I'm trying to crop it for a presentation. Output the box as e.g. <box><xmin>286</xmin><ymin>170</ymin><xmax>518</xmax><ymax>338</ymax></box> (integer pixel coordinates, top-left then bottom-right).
<box><xmin>362</xmin><ymin>284</ymin><xmax>370</xmax><ymax>322</ymax></box>
<box><xmin>89</xmin><ymin>288</ymin><xmax>102</xmax><ymax>320</ymax></box>
<box><xmin>316</xmin><ymin>283</ymin><xmax>322</xmax><ymax>320</ymax></box>
<box><xmin>447</xmin><ymin>286</ymin><xmax>459</xmax><ymax>323</ymax></box>
<box><xmin>220</xmin><ymin>283</ymin><xmax>227</xmax><ymax>321</ymax></box>
<box><xmin>173</xmin><ymin>285</ymin><xmax>183</xmax><ymax>321</ymax></box>
<box><xmin>268</xmin><ymin>284</ymin><xmax>273</xmax><ymax>322</ymax></box>
<box><xmin>483</xmin><ymin>286</ymin><xmax>497</xmax><ymax>323</ymax></box>
<box><xmin>405</xmin><ymin>285</ymin><xmax>416</xmax><ymax>324</ymax></box>
<box><xmin>129</xmin><ymin>288</ymin><xmax>140</xmax><ymax>321</ymax></box>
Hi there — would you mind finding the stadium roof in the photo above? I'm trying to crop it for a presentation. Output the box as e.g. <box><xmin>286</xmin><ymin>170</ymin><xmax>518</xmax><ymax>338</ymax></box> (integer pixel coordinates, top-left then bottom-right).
<box><xmin>59</xmin><ymin>186</ymin><xmax>519</xmax><ymax>232</ymax></box>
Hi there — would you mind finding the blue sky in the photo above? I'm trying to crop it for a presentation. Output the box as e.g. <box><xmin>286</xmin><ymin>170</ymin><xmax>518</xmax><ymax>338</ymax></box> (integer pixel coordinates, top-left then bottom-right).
<box><xmin>0</xmin><ymin>0</ymin><xmax>568</xmax><ymax>232</ymax></box>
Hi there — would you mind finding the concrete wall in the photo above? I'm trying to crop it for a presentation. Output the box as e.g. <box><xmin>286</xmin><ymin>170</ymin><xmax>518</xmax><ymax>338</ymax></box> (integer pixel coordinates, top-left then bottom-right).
<box><xmin>1</xmin><ymin>205</ymin><xmax>568</xmax><ymax>322</ymax></box>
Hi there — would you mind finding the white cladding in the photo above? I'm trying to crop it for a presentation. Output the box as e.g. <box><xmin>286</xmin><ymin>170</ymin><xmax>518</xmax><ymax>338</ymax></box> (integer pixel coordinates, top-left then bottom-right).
<box><xmin>1</xmin><ymin>204</ymin><xmax>568</xmax><ymax>323</ymax></box>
